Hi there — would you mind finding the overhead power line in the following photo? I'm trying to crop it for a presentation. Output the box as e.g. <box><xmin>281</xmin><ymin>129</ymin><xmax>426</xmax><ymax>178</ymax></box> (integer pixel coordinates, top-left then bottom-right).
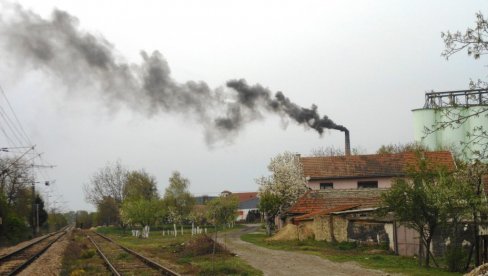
<box><xmin>0</xmin><ymin>84</ymin><xmax>32</xmax><ymax>146</ymax></box>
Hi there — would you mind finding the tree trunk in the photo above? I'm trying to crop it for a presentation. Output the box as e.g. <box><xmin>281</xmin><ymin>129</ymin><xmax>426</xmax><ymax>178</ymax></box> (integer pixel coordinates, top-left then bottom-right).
<box><xmin>173</xmin><ymin>223</ymin><xmax>177</xmax><ymax>237</ymax></box>
<box><xmin>264</xmin><ymin>212</ymin><xmax>270</xmax><ymax>235</ymax></box>
<box><xmin>425</xmin><ymin>236</ymin><xmax>432</xmax><ymax>268</ymax></box>
<box><xmin>418</xmin><ymin>231</ymin><xmax>424</xmax><ymax>267</ymax></box>
<box><xmin>474</xmin><ymin>213</ymin><xmax>480</xmax><ymax>267</ymax></box>
<box><xmin>264</xmin><ymin>212</ymin><xmax>274</xmax><ymax>236</ymax></box>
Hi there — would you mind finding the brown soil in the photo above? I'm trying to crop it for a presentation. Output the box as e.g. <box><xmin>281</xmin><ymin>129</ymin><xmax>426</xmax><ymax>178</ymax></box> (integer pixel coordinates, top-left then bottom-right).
<box><xmin>18</xmin><ymin>229</ymin><xmax>71</xmax><ymax>276</ymax></box>
<box><xmin>182</xmin><ymin>234</ymin><xmax>228</xmax><ymax>256</ymax></box>
<box><xmin>219</xmin><ymin>224</ymin><xmax>390</xmax><ymax>276</ymax></box>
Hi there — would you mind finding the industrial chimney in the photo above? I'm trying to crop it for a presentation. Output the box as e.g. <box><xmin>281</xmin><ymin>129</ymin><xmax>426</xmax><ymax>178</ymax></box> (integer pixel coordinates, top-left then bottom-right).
<box><xmin>344</xmin><ymin>129</ymin><xmax>351</xmax><ymax>156</ymax></box>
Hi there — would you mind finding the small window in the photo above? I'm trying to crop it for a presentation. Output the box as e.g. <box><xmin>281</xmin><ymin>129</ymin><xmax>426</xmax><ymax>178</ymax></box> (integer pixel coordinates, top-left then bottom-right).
<box><xmin>320</xmin><ymin>183</ymin><xmax>333</xmax><ymax>189</ymax></box>
<box><xmin>358</xmin><ymin>181</ymin><xmax>378</xmax><ymax>189</ymax></box>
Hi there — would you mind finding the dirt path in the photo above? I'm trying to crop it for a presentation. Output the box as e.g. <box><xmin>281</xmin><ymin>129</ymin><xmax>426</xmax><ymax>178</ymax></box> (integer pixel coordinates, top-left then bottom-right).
<box><xmin>219</xmin><ymin>224</ymin><xmax>389</xmax><ymax>276</ymax></box>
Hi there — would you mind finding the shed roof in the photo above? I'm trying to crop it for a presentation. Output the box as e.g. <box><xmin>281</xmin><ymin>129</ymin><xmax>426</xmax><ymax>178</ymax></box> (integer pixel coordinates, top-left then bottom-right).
<box><xmin>287</xmin><ymin>189</ymin><xmax>386</xmax><ymax>215</ymax></box>
<box><xmin>300</xmin><ymin>151</ymin><xmax>455</xmax><ymax>180</ymax></box>
<box><xmin>294</xmin><ymin>204</ymin><xmax>360</xmax><ymax>221</ymax></box>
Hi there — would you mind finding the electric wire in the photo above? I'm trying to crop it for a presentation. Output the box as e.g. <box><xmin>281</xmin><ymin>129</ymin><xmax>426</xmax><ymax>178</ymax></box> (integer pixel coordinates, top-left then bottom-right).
<box><xmin>0</xmin><ymin>85</ymin><xmax>33</xmax><ymax>145</ymax></box>
<box><xmin>0</xmin><ymin>104</ymin><xmax>26</xmax><ymax>147</ymax></box>
<box><xmin>0</xmin><ymin>82</ymin><xmax>58</xmax><ymax>209</ymax></box>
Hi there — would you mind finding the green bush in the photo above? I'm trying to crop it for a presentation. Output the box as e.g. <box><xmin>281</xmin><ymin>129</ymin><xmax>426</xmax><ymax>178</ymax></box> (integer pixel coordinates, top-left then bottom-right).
<box><xmin>2</xmin><ymin>214</ymin><xmax>30</xmax><ymax>243</ymax></box>
<box><xmin>80</xmin><ymin>249</ymin><xmax>96</xmax><ymax>259</ymax></box>
<box><xmin>116</xmin><ymin>252</ymin><xmax>130</xmax><ymax>260</ymax></box>
<box><xmin>445</xmin><ymin>245</ymin><xmax>468</xmax><ymax>272</ymax></box>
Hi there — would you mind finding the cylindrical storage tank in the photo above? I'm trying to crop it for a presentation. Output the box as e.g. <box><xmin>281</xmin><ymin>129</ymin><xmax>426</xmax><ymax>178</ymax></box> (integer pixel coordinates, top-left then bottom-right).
<box><xmin>465</xmin><ymin>106</ymin><xmax>488</xmax><ymax>158</ymax></box>
<box><xmin>412</xmin><ymin>108</ymin><xmax>437</xmax><ymax>149</ymax></box>
<box><xmin>436</xmin><ymin>107</ymin><xmax>467</xmax><ymax>151</ymax></box>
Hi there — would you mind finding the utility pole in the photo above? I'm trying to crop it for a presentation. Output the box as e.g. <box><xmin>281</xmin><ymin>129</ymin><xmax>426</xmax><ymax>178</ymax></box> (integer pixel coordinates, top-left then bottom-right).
<box><xmin>31</xmin><ymin>181</ymin><xmax>36</xmax><ymax>237</ymax></box>
<box><xmin>0</xmin><ymin>146</ymin><xmax>35</xmax><ymax>178</ymax></box>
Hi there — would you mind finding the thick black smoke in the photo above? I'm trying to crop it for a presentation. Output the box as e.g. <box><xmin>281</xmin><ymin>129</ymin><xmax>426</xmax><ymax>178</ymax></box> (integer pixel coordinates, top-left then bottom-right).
<box><xmin>0</xmin><ymin>4</ymin><xmax>347</xmax><ymax>144</ymax></box>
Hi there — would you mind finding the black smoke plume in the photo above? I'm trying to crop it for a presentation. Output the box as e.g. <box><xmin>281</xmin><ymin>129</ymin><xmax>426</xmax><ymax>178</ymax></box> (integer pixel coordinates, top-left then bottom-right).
<box><xmin>0</xmin><ymin>3</ymin><xmax>347</xmax><ymax>144</ymax></box>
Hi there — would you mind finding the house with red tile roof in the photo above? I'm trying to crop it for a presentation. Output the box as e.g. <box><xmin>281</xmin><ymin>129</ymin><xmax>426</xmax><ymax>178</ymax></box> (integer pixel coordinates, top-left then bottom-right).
<box><xmin>279</xmin><ymin>151</ymin><xmax>457</xmax><ymax>256</ymax></box>
<box><xmin>300</xmin><ymin>151</ymin><xmax>456</xmax><ymax>190</ymax></box>
<box><xmin>221</xmin><ymin>191</ymin><xmax>260</xmax><ymax>221</ymax></box>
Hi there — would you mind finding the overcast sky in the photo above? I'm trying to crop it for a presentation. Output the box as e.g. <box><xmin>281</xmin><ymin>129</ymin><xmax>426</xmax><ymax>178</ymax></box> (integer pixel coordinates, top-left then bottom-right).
<box><xmin>0</xmin><ymin>0</ymin><xmax>487</xmax><ymax>212</ymax></box>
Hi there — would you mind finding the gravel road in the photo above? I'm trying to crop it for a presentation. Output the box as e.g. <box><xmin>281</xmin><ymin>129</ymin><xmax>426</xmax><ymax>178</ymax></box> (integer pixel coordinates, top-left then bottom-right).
<box><xmin>219</xmin><ymin>224</ymin><xmax>389</xmax><ymax>276</ymax></box>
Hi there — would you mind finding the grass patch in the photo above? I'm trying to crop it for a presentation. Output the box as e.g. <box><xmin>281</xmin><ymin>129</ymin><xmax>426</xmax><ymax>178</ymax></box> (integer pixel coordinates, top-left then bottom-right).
<box><xmin>241</xmin><ymin>232</ymin><xmax>461</xmax><ymax>276</ymax></box>
<box><xmin>190</xmin><ymin>254</ymin><xmax>263</xmax><ymax>276</ymax></box>
<box><xmin>116</xmin><ymin>252</ymin><xmax>130</xmax><ymax>260</ymax></box>
<box><xmin>80</xmin><ymin>249</ymin><xmax>96</xmax><ymax>259</ymax></box>
<box><xmin>97</xmin><ymin>226</ymin><xmax>262</xmax><ymax>275</ymax></box>
<box><xmin>60</xmin><ymin>230</ymin><xmax>111</xmax><ymax>276</ymax></box>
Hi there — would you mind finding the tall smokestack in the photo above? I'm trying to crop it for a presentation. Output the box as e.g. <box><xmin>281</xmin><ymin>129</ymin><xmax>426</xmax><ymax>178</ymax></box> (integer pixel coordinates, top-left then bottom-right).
<box><xmin>344</xmin><ymin>129</ymin><xmax>351</xmax><ymax>156</ymax></box>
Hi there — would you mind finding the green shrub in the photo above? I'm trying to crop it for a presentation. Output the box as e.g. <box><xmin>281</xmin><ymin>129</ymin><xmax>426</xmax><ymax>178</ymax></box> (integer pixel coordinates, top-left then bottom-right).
<box><xmin>116</xmin><ymin>252</ymin><xmax>130</xmax><ymax>260</ymax></box>
<box><xmin>3</xmin><ymin>215</ymin><xmax>30</xmax><ymax>243</ymax></box>
<box><xmin>445</xmin><ymin>245</ymin><xmax>468</xmax><ymax>272</ymax></box>
<box><xmin>80</xmin><ymin>249</ymin><xmax>96</xmax><ymax>259</ymax></box>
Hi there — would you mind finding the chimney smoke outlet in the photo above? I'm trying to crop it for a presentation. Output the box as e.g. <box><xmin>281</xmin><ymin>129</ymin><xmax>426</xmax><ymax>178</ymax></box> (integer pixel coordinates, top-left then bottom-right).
<box><xmin>344</xmin><ymin>129</ymin><xmax>351</xmax><ymax>156</ymax></box>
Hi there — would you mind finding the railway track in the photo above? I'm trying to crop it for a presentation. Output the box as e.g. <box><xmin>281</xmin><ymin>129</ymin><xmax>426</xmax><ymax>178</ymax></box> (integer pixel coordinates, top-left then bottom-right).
<box><xmin>0</xmin><ymin>226</ymin><xmax>70</xmax><ymax>275</ymax></box>
<box><xmin>87</xmin><ymin>231</ymin><xmax>180</xmax><ymax>276</ymax></box>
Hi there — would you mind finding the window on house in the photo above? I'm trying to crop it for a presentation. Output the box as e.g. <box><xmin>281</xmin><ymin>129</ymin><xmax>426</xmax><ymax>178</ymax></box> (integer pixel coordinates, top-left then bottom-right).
<box><xmin>357</xmin><ymin>181</ymin><xmax>378</xmax><ymax>189</ymax></box>
<box><xmin>320</xmin><ymin>183</ymin><xmax>333</xmax><ymax>189</ymax></box>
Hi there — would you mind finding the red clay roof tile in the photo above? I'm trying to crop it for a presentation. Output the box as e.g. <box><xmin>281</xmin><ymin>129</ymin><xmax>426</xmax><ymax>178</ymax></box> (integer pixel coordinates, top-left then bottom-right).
<box><xmin>230</xmin><ymin>192</ymin><xmax>258</xmax><ymax>203</ymax></box>
<box><xmin>294</xmin><ymin>204</ymin><xmax>360</xmax><ymax>221</ymax></box>
<box><xmin>300</xmin><ymin>151</ymin><xmax>455</xmax><ymax>180</ymax></box>
<box><xmin>287</xmin><ymin>189</ymin><xmax>386</xmax><ymax>215</ymax></box>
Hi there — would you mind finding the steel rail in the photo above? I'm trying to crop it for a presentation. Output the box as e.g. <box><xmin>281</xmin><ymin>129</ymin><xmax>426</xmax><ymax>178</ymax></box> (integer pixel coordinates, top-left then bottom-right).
<box><xmin>90</xmin><ymin>231</ymin><xmax>180</xmax><ymax>276</ymax></box>
<box><xmin>86</xmin><ymin>235</ymin><xmax>121</xmax><ymax>276</ymax></box>
<box><xmin>0</xmin><ymin>226</ymin><xmax>69</xmax><ymax>275</ymax></box>
<box><xmin>0</xmin><ymin>225</ymin><xmax>69</xmax><ymax>262</ymax></box>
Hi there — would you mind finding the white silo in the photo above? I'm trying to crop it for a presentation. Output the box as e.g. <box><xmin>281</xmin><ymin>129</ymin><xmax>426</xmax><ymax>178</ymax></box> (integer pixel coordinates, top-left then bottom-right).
<box><xmin>412</xmin><ymin>89</ymin><xmax>488</xmax><ymax>160</ymax></box>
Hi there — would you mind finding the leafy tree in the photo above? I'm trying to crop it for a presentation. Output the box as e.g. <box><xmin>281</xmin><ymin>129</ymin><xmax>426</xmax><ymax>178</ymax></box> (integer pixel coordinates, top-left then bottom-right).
<box><xmin>205</xmin><ymin>195</ymin><xmax>239</xmax><ymax>227</ymax></box>
<box><xmin>376</xmin><ymin>142</ymin><xmax>427</xmax><ymax>154</ymax></box>
<box><xmin>0</xmin><ymin>194</ymin><xmax>29</xmax><ymax>243</ymax></box>
<box><xmin>258</xmin><ymin>189</ymin><xmax>281</xmax><ymax>236</ymax></box>
<box><xmin>63</xmin><ymin>211</ymin><xmax>76</xmax><ymax>225</ymax></box>
<box><xmin>47</xmin><ymin>212</ymin><xmax>68</xmax><ymax>232</ymax></box>
<box><xmin>96</xmin><ymin>196</ymin><xmax>120</xmax><ymax>226</ymax></box>
<box><xmin>189</xmin><ymin>205</ymin><xmax>208</xmax><ymax>226</ymax></box>
<box><xmin>381</xmin><ymin>152</ymin><xmax>448</xmax><ymax>267</ymax></box>
<box><xmin>83</xmin><ymin>161</ymin><xmax>130</xmax><ymax>228</ymax></box>
<box><xmin>0</xmin><ymin>158</ymin><xmax>30</xmax><ymax>206</ymax></box>
<box><xmin>0</xmin><ymin>212</ymin><xmax>29</xmax><ymax>243</ymax></box>
<box><xmin>437</xmin><ymin>12</ymin><xmax>488</xmax><ymax>160</ymax></box>
<box><xmin>120</xmin><ymin>198</ymin><xmax>163</xmax><ymax>228</ymax></box>
<box><xmin>451</xmin><ymin>161</ymin><xmax>488</xmax><ymax>268</ymax></box>
<box><xmin>257</xmin><ymin>151</ymin><xmax>308</xmax><ymax>230</ymax></box>
<box><xmin>163</xmin><ymin>171</ymin><xmax>195</xmax><ymax>233</ymax></box>
<box><xmin>123</xmin><ymin>170</ymin><xmax>159</xmax><ymax>201</ymax></box>
<box><xmin>311</xmin><ymin>145</ymin><xmax>365</xmax><ymax>156</ymax></box>
<box><xmin>83</xmin><ymin>160</ymin><xmax>127</xmax><ymax>207</ymax></box>
<box><xmin>75</xmin><ymin>210</ymin><xmax>96</xmax><ymax>229</ymax></box>
<box><xmin>30</xmin><ymin>194</ymin><xmax>48</xmax><ymax>230</ymax></box>
<box><xmin>10</xmin><ymin>186</ymin><xmax>32</xmax><ymax>225</ymax></box>
<box><xmin>434</xmin><ymin>166</ymin><xmax>477</xmax><ymax>272</ymax></box>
